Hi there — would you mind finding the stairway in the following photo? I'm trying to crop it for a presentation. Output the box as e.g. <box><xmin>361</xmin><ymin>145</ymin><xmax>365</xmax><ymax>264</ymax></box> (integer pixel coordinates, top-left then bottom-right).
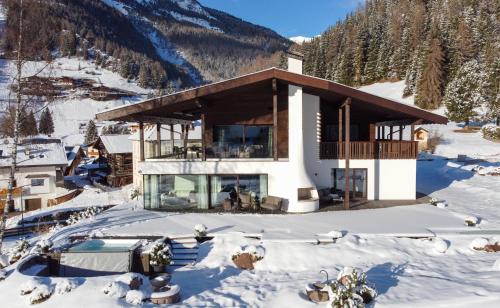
<box><xmin>168</xmin><ymin>236</ymin><xmax>199</xmax><ymax>268</ymax></box>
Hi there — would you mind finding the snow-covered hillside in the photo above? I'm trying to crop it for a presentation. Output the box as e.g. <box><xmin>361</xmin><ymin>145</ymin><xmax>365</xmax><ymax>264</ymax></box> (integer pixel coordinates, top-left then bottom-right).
<box><xmin>0</xmin><ymin>57</ymin><xmax>150</xmax><ymax>145</ymax></box>
<box><xmin>359</xmin><ymin>81</ymin><xmax>500</xmax><ymax>159</ymax></box>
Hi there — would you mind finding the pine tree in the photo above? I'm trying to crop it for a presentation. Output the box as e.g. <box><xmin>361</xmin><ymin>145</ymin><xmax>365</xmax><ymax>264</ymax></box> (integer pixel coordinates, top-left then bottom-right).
<box><xmin>20</xmin><ymin>110</ymin><xmax>38</xmax><ymax>136</ymax></box>
<box><xmin>444</xmin><ymin>60</ymin><xmax>487</xmax><ymax>127</ymax></box>
<box><xmin>415</xmin><ymin>38</ymin><xmax>444</xmax><ymax>109</ymax></box>
<box><xmin>84</xmin><ymin>120</ymin><xmax>98</xmax><ymax>145</ymax></box>
<box><xmin>38</xmin><ymin>109</ymin><xmax>54</xmax><ymax>135</ymax></box>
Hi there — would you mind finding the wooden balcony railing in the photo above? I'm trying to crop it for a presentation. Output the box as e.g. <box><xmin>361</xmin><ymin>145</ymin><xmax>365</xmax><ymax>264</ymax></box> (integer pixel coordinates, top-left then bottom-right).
<box><xmin>320</xmin><ymin>141</ymin><xmax>418</xmax><ymax>160</ymax></box>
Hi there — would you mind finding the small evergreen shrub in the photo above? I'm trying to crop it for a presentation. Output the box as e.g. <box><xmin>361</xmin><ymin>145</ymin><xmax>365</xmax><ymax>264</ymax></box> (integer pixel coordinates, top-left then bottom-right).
<box><xmin>482</xmin><ymin>125</ymin><xmax>500</xmax><ymax>141</ymax></box>
<box><xmin>149</xmin><ymin>242</ymin><xmax>172</xmax><ymax>267</ymax></box>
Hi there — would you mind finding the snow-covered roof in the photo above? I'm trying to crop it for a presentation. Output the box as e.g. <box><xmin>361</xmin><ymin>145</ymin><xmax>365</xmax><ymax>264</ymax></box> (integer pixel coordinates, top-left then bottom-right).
<box><xmin>99</xmin><ymin>135</ymin><xmax>133</xmax><ymax>154</ymax></box>
<box><xmin>65</xmin><ymin>145</ymin><xmax>82</xmax><ymax>166</ymax></box>
<box><xmin>129</xmin><ymin>122</ymin><xmax>202</xmax><ymax>141</ymax></box>
<box><xmin>0</xmin><ymin>138</ymin><xmax>68</xmax><ymax>168</ymax></box>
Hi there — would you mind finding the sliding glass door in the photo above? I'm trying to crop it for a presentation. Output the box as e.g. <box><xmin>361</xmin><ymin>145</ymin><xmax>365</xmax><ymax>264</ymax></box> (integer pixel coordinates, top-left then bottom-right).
<box><xmin>210</xmin><ymin>175</ymin><xmax>268</xmax><ymax>208</ymax></box>
<box><xmin>332</xmin><ymin>168</ymin><xmax>367</xmax><ymax>199</ymax></box>
<box><xmin>144</xmin><ymin>175</ymin><xmax>209</xmax><ymax>210</ymax></box>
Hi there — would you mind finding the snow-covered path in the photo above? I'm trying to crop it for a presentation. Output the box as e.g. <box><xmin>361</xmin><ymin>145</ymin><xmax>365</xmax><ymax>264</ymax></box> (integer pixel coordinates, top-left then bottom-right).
<box><xmin>418</xmin><ymin>159</ymin><xmax>500</xmax><ymax>229</ymax></box>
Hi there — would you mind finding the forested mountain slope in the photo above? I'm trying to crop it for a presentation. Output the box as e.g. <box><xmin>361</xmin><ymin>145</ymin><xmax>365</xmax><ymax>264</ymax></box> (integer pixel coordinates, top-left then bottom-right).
<box><xmin>301</xmin><ymin>0</ymin><xmax>499</xmax><ymax>124</ymax></box>
<box><xmin>1</xmin><ymin>0</ymin><xmax>290</xmax><ymax>89</ymax></box>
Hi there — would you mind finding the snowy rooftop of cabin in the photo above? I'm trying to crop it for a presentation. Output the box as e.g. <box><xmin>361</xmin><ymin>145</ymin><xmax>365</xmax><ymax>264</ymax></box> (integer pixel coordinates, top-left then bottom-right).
<box><xmin>0</xmin><ymin>138</ymin><xmax>68</xmax><ymax>167</ymax></box>
<box><xmin>99</xmin><ymin>135</ymin><xmax>133</xmax><ymax>154</ymax></box>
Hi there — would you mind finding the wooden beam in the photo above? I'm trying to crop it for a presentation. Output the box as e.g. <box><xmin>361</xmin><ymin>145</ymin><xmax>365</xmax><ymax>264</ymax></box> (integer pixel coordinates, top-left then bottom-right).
<box><xmin>382</xmin><ymin>126</ymin><xmax>386</xmax><ymax>140</ymax></box>
<box><xmin>272</xmin><ymin>78</ymin><xmax>278</xmax><ymax>161</ymax></box>
<box><xmin>116</xmin><ymin>115</ymin><xmax>193</xmax><ymax>125</ymax></box>
<box><xmin>170</xmin><ymin>124</ymin><xmax>175</xmax><ymax>155</ymax></box>
<box><xmin>183</xmin><ymin>124</ymin><xmax>189</xmax><ymax>159</ymax></box>
<box><xmin>369</xmin><ymin>123</ymin><xmax>376</xmax><ymax>142</ymax></box>
<box><xmin>399</xmin><ymin>125</ymin><xmax>403</xmax><ymax>141</ymax></box>
<box><xmin>201</xmin><ymin>113</ymin><xmax>206</xmax><ymax>161</ymax></box>
<box><xmin>338</xmin><ymin>107</ymin><xmax>343</xmax><ymax>142</ymax></box>
<box><xmin>156</xmin><ymin>123</ymin><xmax>161</xmax><ymax>157</ymax></box>
<box><xmin>411</xmin><ymin>124</ymin><xmax>415</xmax><ymax>141</ymax></box>
<box><xmin>139</xmin><ymin>122</ymin><xmax>145</xmax><ymax>162</ymax></box>
<box><xmin>344</xmin><ymin>98</ymin><xmax>351</xmax><ymax>210</ymax></box>
<box><xmin>389</xmin><ymin>126</ymin><xmax>393</xmax><ymax>140</ymax></box>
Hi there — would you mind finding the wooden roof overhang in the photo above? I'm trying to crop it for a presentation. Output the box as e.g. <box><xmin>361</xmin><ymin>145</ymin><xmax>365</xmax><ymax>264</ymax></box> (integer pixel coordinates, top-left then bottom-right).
<box><xmin>96</xmin><ymin>68</ymin><xmax>448</xmax><ymax>125</ymax></box>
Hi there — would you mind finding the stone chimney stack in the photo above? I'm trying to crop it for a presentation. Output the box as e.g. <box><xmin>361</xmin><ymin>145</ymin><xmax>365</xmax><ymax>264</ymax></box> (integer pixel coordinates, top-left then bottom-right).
<box><xmin>287</xmin><ymin>51</ymin><xmax>304</xmax><ymax>74</ymax></box>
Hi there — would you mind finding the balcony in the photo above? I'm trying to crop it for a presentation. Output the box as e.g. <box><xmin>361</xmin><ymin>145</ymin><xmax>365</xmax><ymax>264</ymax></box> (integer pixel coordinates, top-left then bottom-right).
<box><xmin>320</xmin><ymin>141</ymin><xmax>418</xmax><ymax>160</ymax></box>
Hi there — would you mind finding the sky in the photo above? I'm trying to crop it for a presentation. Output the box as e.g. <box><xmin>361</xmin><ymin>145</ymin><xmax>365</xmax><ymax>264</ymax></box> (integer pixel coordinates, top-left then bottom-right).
<box><xmin>199</xmin><ymin>0</ymin><xmax>365</xmax><ymax>38</ymax></box>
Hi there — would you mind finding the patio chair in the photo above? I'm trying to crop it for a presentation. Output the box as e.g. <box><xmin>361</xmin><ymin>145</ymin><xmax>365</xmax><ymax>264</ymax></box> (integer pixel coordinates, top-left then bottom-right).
<box><xmin>261</xmin><ymin>196</ymin><xmax>283</xmax><ymax>212</ymax></box>
<box><xmin>239</xmin><ymin>192</ymin><xmax>253</xmax><ymax>210</ymax></box>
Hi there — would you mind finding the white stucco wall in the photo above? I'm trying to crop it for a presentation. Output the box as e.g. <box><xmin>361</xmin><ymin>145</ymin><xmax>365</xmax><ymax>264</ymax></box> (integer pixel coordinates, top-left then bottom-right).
<box><xmin>0</xmin><ymin>166</ymin><xmax>58</xmax><ymax>210</ymax></box>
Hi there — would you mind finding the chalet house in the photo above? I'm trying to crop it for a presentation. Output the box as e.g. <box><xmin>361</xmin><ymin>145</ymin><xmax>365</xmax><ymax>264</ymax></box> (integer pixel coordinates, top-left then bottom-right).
<box><xmin>91</xmin><ymin>135</ymin><xmax>133</xmax><ymax>187</ymax></box>
<box><xmin>0</xmin><ymin>138</ymin><xmax>67</xmax><ymax>212</ymax></box>
<box><xmin>96</xmin><ymin>54</ymin><xmax>447</xmax><ymax>213</ymax></box>
<box><xmin>413</xmin><ymin>127</ymin><xmax>430</xmax><ymax>152</ymax></box>
<box><xmin>129</xmin><ymin>123</ymin><xmax>202</xmax><ymax>190</ymax></box>
<box><xmin>64</xmin><ymin>145</ymin><xmax>85</xmax><ymax>176</ymax></box>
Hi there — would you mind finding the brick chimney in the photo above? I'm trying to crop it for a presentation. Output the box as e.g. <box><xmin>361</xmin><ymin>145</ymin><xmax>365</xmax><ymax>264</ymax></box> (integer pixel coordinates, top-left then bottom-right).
<box><xmin>287</xmin><ymin>51</ymin><xmax>304</xmax><ymax>74</ymax></box>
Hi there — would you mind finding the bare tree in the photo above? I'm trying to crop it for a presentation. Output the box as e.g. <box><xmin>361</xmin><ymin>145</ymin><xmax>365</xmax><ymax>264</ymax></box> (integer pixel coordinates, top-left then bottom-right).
<box><xmin>0</xmin><ymin>0</ymin><xmax>54</xmax><ymax>253</ymax></box>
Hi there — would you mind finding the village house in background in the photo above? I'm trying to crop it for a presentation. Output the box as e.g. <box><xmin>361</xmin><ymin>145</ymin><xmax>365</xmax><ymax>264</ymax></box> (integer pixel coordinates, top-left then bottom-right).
<box><xmin>97</xmin><ymin>54</ymin><xmax>447</xmax><ymax>213</ymax></box>
<box><xmin>0</xmin><ymin>137</ymin><xmax>68</xmax><ymax>212</ymax></box>
<box><xmin>89</xmin><ymin>135</ymin><xmax>133</xmax><ymax>187</ymax></box>
<box><xmin>64</xmin><ymin>145</ymin><xmax>85</xmax><ymax>176</ymax></box>
<box><xmin>413</xmin><ymin>127</ymin><xmax>429</xmax><ymax>152</ymax></box>
<box><xmin>130</xmin><ymin>123</ymin><xmax>202</xmax><ymax>190</ymax></box>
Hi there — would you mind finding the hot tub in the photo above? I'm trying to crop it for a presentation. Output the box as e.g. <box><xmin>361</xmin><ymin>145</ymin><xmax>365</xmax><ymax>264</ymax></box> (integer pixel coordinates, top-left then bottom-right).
<box><xmin>59</xmin><ymin>239</ymin><xmax>141</xmax><ymax>277</ymax></box>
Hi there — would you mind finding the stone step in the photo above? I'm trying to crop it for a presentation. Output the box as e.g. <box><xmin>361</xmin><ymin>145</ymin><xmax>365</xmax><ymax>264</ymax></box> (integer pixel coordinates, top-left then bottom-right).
<box><xmin>171</xmin><ymin>259</ymin><xmax>196</xmax><ymax>266</ymax></box>
<box><xmin>172</xmin><ymin>254</ymin><xmax>198</xmax><ymax>260</ymax></box>
<box><xmin>172</xmin><ymin>248</ymin><xmax>198</xmax><ymax>254</ymax></box>
<box><xmin>171</xmin><ymin>242</ymin><xmax>198</xmax><ymax>249</ymax></box>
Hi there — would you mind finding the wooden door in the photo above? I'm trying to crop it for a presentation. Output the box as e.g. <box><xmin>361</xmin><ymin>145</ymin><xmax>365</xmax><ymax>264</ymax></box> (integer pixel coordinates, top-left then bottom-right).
<box><xmin>25</xmin><ymin>198</ymin><xmax>42</xmax><ymax>212</ymax></box>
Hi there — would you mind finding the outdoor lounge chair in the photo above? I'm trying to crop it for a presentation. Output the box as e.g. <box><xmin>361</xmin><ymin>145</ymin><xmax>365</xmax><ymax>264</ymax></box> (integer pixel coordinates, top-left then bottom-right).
<box><xmin>239</xmin><ymin>192</ymin><xmax>253</xmax><ymax>209</ymax></box>
<box><xmin>261</xmin><ymin>196</ymin><xmax>283</xmax><ymax>211</ymax></box>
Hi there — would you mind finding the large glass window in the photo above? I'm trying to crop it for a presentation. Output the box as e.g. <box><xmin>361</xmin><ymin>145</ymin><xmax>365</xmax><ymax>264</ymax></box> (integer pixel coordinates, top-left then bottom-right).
<box><xmin>211</xmin><ymin>125</ymin><xmax>272</xmax><ymax>158</ymax></box>
<box><xmin>210</xmin><ymin>175</ymin><xmax>268</xmax><ymax>208</ymax></box>
<box><xmin>144</xmin><ymin>175</ymin><xmax>208</xmax><ymax>209</ymax></box>
<box><xmin>332</xmin><ymin>168</ymin><xmax>367</xmax><ymax>199</ymax></box>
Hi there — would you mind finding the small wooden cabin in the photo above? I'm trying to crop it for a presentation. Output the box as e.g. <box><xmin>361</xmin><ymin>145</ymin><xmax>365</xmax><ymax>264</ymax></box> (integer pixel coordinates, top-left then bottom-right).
<box><xmin>91</xmin><ymin>135</ymin><xmax>133</xmax><ymax>187</ymax></box>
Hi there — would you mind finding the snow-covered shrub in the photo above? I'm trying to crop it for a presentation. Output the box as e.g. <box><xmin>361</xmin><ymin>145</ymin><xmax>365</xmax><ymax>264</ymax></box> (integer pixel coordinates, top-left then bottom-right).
<box><xmin>427</xmin><ymin>130</ymin><xmax>443</xmax><ymax>154</ymax></box>
<box><xmin>66</xmin><ymin>206</ymin><xmax>103</xmax><ymax>226</ymax></box>
<box><xmin>149</xmin><ymin>242</ymin><xmax>172</xmax><ymax>267</ymax></box>
<box><xmin>464</xmin><ymin>216</ymin><xmax>479</xmax><ymax>227</ymax></box>
<box><xmin>493</xmin><ymin>259</ymin><xmax>500</xmax><ymax>271</ymax></box>
<box><xmin>130</xmin><ymin>187</ymin><xmax>140</xmax><ymax>201</ymax></box>
<box><xmin>194</xmin><ymin>224</ymin><xmax>208</xmax><ymax>237</ymax></box>
<box><xmin>103</xmin><ymin>281</ymin><xmax>128</xmax><ymax>298</ymax></box>
<box><xmin>482</xmin><ymin>124</ymin><xmax>500</xmax><ymax>141</ymax></box>
<box><xmin>31</xmin><ymin>239</ymin><xmax>53</xmax><ymax>254</ymax></box>
<box><xmin>329</xmin><ymin>267</ymin><xmax>377</xmax><ymax>308</ymax></box>
<box><xmin>20</xmin><ymin>278</ymin><xmax>42</xmax><ymax>295</ymax></box>
<box><xmin>0</xmin><ymin>254</ymin><xmax>8</xmax><ymax>268</ymax></box>
<box><xmin>55</xmin><ymin>279</ymin><xmax>78</xmax><ymax>294</ymax></box>
<box><xmin>232</xmin><ymin>245</ymin><xmax>265</xmax><ymax>262</ymax></box>
<box><xmin>125</xmin><ymin>290</ymin><xmax>146</xmax><ymax>306</ymax></box>
<box><xmin>9</xmin><ymin>238</ymin><xmax>30</xmax><ymax>263</ymax></box>
<box><xmin>327</xmin><ymin>230</ymin><xmax>344</xmax><ymax>239</ymax></box>
<box><xmin>432</xmin><ymin>238</ymin><xmax>449</xmax><ymax>253</ymax></box>
<box><xmin>470</xmin><ymin>238</ymin><xmax>490</xmax><ymax>251</ymax></box>
<box><xmin>29</xmin><ymin>284</ymin><xmax>53</xmax><ymax>305</ymax></box>
<box><xmin>115</xmin><ymin>273</ymin><xmax>151</xmax><ymax>292</ymax></box>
